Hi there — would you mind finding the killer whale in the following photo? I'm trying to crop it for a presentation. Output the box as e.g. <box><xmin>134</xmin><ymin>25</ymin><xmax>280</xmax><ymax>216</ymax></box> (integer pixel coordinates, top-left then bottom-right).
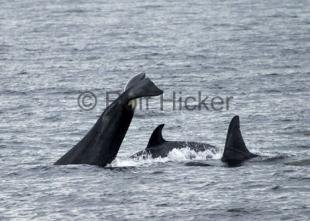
<box><xmin>131</xmin><ymin>116</ymin><xmax>257</xmax><ymax>166</ymax></box>
<box><xmin>221</xmin><ymin>115</ymin><xmax>258</xmax><ymax>166</ymax></box>
<box><xmin>130</xmin><ymin>124</ymin><xmax>217</xmax><ymax>159</ymax></box>
<box><xmin>55</xmin><ymin>73</ymin><xmax>163</xmax><ymax>167</ymax></box>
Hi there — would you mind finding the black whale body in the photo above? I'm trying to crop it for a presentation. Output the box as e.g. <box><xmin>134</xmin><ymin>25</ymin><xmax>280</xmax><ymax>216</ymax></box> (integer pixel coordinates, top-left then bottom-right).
<box><xmin>131</xmin><ymin>124</ymin><xmax>217</xmax><ymax>159</ymax></box>
<box><xmin>55</xmin><ymin>73</ymin><xmax>163</xmax><ymax>167</ymax></box>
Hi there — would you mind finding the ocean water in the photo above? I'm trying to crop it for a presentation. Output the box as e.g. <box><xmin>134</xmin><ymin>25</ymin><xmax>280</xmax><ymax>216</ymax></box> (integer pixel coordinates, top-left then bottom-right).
<box><xmin>0</xmin><ymin>0</ymin><xmax>310</xmax><ymax>220</ymax></box>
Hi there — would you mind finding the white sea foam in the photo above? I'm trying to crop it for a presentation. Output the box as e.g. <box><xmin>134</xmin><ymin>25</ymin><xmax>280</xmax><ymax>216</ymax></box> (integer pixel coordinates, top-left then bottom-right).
<box><xmin>112</xmin><ymin>147</ymin><xmax>219</xmax><ymax>167</ymax></box>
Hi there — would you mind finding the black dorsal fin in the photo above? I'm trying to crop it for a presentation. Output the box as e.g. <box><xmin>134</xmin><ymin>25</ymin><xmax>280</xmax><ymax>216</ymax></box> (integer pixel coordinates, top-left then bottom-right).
<box><xmin>147</xmin><ymin>124</ymin><xmax>166</xmax><ymax>148</ymax></box>
<box><xmin>226</xmin><ymin>116</ymin><xmax>249</xmax><ymax>153</ymax></box>
<box><xmin>222</xmin><ymin>116</ymin><xmax>256</xmax><ymax>164</ymax></box>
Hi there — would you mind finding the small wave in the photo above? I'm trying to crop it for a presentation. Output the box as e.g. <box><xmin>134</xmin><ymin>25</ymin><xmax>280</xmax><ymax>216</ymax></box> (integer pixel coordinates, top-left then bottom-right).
<box><xmin>139</xmin><ymin>4</ymin><xmax>162</xmax><ymax>10</ymax></box>
<box><xmin>257</xmin><ymin>153</ymin><xmax>291</xmax><ymax>163</ymax></box>
<box><xmin>64</xmin><ymin>9</ymin><xmax>86</xmax><ymax>13</ymax></box>
<box><xmin>264</xmin><ymin>89</ymin><xmax>282</xmax><ymax>93</ymax></box>
<box><xmin>265</xmin><ymin>73</ymin><xmax>280</xmax><ymax>77</ymax></box>
<box><xmin>285</xmin><ymin>159</ymin><xmax>310</xmax><ymax>166</ymax></box>
<box><xmin>43</xmin><ymin>115</ymin><xmax>62</xmax><ymax>122</ymax></box>
<box><xmin>0</xmin><ymin>90</ymin><xmax>27</xmax><ymax>96</ymax></box>
<box><xmin>184</xmin><ymin>161</ymin><xmax>212</xmax><ymax>167</ymax></box>
<box><xmin>134</xmin><ymin>110</ymin><xmax>168</xmax><ymax>118</ymax></box>
<box><xmin>17</xmin><ymin>70</ymin><xmax>28</xmax><ymax>75</ymax></box>
<box><xmin>227</xmin><ymin>208</ymin><xmax>250</xmax><ymax>214</ymax></box>
<box><xmin>104</xmin><ymin>166</ymin><xmax>136</xmax><ymax>172</ymax></box>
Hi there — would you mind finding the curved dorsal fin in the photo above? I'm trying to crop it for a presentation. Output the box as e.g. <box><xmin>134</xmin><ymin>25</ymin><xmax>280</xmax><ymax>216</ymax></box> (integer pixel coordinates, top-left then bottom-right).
<box><xmin>147</xmin><ymin>124</ymin><xmax>166</xmax><ymax>148</ymax></box>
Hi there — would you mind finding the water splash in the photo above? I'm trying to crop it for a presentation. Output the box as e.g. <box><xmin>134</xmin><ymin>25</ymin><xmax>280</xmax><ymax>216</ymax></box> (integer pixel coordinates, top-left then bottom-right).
<box><xmin>112</xmin><ymin>147</ymin><xmax>219</xmax><ymax>167</ymax></box>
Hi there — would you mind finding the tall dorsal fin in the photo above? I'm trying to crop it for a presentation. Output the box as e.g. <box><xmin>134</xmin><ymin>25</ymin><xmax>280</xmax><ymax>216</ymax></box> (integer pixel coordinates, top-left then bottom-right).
<box><xmin>225</xmin><ymin>116</ymin><xmax>249</xmax><ymax>153</ymax></box>
<box><xmin>222</xmin><ymin>116</ymin><xmax>256</xmax><ymax>163</ymax></box>
<box><xmin>147</xmin><ymin>124</ymin><xmax>166</xmax><ymax>148</ymax></box>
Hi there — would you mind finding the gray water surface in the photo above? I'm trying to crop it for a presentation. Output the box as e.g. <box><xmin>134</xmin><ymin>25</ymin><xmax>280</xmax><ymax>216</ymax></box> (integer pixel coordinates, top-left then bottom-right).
<box><xmin>1</xmin><ymin>0</ymin><xmax>310</xmax><ymax>220</ymax></box>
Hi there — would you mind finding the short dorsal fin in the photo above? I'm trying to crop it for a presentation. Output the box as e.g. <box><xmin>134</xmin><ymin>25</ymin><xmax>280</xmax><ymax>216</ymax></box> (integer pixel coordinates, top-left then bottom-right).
<box><xmin>147</xmin><ymin>124</ymin><xmax>166</xmax><ymax>148</ymax></box>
